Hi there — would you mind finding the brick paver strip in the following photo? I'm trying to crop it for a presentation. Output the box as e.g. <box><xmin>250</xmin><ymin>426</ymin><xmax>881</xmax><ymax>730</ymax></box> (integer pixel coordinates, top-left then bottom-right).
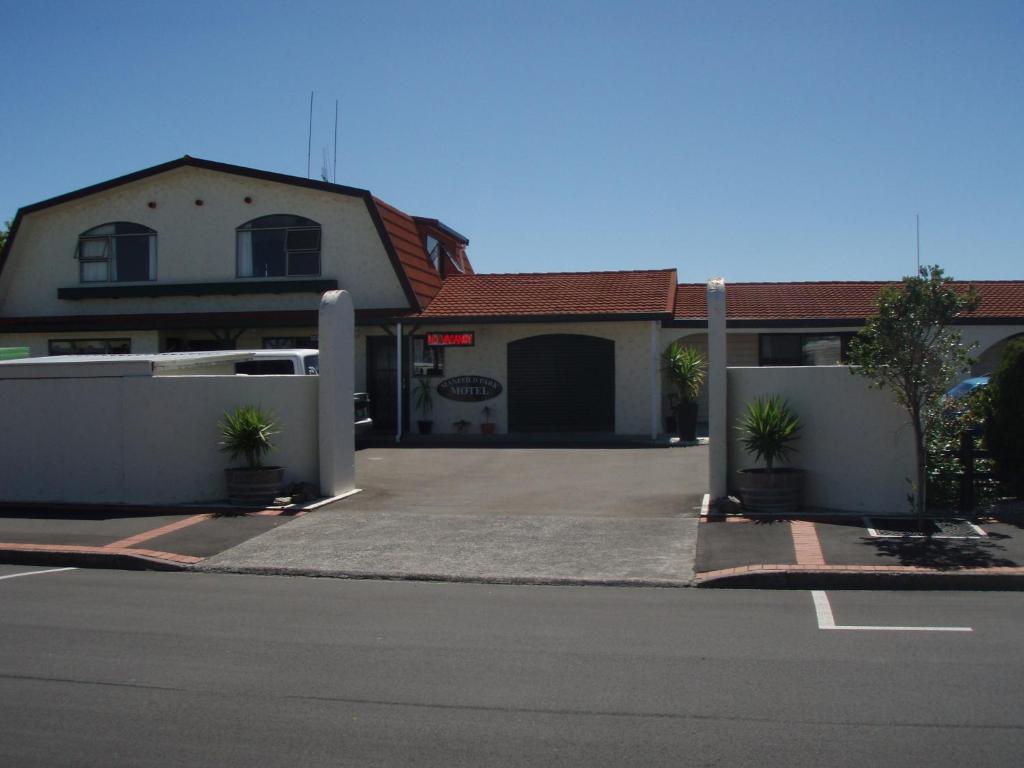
<box><xmin>790</xmin><ymin>520</ymin><xmax>826</xmax><ymax>565</ymax></box>
<box><xmin>104</xmin><ymin>513</ymin><xmax>213</xmax><ymax>549</ymax></box>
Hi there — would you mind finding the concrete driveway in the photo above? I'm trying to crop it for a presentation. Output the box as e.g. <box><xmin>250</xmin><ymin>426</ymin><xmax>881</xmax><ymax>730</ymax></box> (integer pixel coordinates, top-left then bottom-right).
<box><xmin>202</xmin><ymin>447</ymin><xmax>706</xmax><ymax>585</ymax></box>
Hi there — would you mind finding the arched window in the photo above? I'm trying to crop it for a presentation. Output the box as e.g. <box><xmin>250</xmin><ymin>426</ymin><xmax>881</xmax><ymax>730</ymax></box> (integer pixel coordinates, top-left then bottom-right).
<box><xmin>237</xmin><ymin>214</ymin><xmax>321</xmax><ymax>278</ymax></box>
<box><xmin>77</xmin><ymin>222</ymin><xmax>156</xmax><ymax>283</ymax></box>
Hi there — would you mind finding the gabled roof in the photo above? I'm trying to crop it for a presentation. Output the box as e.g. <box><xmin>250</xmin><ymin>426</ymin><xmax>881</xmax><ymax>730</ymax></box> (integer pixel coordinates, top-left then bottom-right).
<box><xmin>0</xmin><ymin>156</ymin><xmax>467</xmax><ymax>311</ymax></box>
<box><xmin>673</xmin><ymin>281</ymin><xmax>1024</xmax><ymax>324</ymax></box>
<box><xmin>416</xmin><ymin>269</ymin><xmax>677</xmax><ymax>322</ymax></box>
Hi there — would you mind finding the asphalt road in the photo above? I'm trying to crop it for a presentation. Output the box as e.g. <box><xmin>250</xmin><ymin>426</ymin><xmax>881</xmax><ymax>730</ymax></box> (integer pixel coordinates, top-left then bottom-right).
<box><xmin>2</xmin><ymin>565</ymin><xmax>1022</xmax><ymax>767</ymax></box>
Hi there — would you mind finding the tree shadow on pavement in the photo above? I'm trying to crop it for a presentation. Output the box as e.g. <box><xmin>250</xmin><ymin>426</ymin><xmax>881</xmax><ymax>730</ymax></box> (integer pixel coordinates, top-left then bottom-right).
<box><xmin>860</xmin><ymin>536</ymin><xmax>1019</xmax><ymax>570</ymax></box>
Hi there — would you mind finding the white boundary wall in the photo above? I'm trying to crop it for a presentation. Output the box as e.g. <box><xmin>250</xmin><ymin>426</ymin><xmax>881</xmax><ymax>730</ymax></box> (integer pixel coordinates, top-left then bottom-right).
<box><xmin>0</xmin><ymin>376</ymin><xmax>318</xmax><ymax>504</ymax></box>
<box><xmin>726</xmin><ymin>366</ymin><xmax>915</xmax><ymax>514</ymax></box>
<box><xmin>0</xmin><ymin>290</ymin><xmax>356</xmax><ymax>505</ymax></box>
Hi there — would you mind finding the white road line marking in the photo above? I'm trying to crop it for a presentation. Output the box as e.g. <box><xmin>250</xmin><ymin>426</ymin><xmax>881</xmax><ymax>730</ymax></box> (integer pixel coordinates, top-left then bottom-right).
<box><xmin>811</xmin><ymin>590</ymin><xmax>973</xmax><ymax>632</ymax></box>
<box><xmin>812</xmin><ymin>589</ymin><xmax>837</xmax><ymax>628</ymax></box>
<box><xmin>0</xmin><ymin>566</ymin><xmax>78</xmax><ymax>581</ymax></box>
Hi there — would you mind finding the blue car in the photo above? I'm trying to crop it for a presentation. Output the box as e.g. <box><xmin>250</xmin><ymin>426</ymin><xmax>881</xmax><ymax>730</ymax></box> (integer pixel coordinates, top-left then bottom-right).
<box><xmin>946</xmin><ymin>375</ymin><xmax>989</xmax><ymax>401</ymax></box>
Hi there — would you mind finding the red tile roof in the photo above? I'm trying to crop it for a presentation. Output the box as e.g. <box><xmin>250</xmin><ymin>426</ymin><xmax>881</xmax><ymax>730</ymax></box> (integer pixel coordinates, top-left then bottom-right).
<box><xmin>371</xmin><ymin>197</ymin><xmax>445</xmax><ymax>310</ymax></box>
<box><xmin>417</xmin><ymin>269</ymin><xmax>678</xmax><ymax>319</ymax></box>
<box><xmin>673</xmin><ymin>281</ymin><xmax>1024</xmax><ymax>322</ymax></box>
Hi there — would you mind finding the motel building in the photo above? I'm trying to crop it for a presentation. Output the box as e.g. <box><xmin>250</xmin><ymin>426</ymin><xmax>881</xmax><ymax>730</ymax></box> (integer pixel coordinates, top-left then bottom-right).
<box><xmin>2</xmin><ymin>157</ymin><xmax>1022</xmax><ymax>440</ymax></box>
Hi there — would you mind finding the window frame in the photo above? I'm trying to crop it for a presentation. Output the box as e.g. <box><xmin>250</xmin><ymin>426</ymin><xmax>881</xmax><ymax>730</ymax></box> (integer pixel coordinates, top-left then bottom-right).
<box><xmin>411</xmin><ymin>335</ymin><xmax>445</xmax><ymax>377</ymax></box>
<box><xmin>77</xmin><ymin>222</ymin><xmax>157</xmax><ymax>284</ymax></box>
<box><xmin>236</xmin><ymin>215</ymin><xmax>322</xmax><ymax>278</ymax></box>
<box><xmin>48</xmin><ymin>338</ymin><xmax>132</xmax><ymax>356</ymax></box>
<box><xmin>758</xmin><ymin>333</ymin><xmax>855</xmax><ymax>367</ymax></box>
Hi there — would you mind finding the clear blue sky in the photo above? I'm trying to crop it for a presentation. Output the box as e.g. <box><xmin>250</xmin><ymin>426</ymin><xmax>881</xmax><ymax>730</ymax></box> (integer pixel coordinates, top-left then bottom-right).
<box><xmin>2</xmin><ymin>1</ymin><xmax>1021</xmax><ymax>282</ymax></box>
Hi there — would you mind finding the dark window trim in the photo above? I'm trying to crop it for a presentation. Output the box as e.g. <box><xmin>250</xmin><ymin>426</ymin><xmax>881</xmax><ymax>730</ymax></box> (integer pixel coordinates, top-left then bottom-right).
<box><xmin>758</xmin><ymin>332</ymin><xmax>856</xmax><ymax>366</ymax></box>
<box><xmin>411</xmin><ymin>335</ymin><xmax>445</xmax><ymax>377</ymax></box>
<box><xmin>48</xmin><ymin>337</ymin><xmax>132</xmax><ymax>355</ymax></box>
<box><xmin>77</xmin><ymin>222</ymin><xmax>157</xmax><ymax>284</ymax></box>
<box><xmin>58</xmin><ymin>278</ymin><xmax>337</xmax><ymax>300</ymax></box>
<box><xmin>236</xmin><ymin>214</ymin><xmax>322</xmax><ymax>278</ymax></box>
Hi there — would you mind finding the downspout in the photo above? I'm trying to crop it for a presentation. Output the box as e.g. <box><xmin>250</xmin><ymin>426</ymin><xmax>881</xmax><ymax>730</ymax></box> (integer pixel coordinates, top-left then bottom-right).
<box><xmin>395</xmin><ymin>321</ymin><xmax>403</xmax><ymax>444</ymax></box>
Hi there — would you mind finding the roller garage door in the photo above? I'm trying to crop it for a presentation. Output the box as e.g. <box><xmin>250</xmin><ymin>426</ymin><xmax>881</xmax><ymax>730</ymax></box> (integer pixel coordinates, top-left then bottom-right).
<box><xmin>507</xmin><ymin>334</ymin><xmax>615</xmax><ymax>432</ymax></box>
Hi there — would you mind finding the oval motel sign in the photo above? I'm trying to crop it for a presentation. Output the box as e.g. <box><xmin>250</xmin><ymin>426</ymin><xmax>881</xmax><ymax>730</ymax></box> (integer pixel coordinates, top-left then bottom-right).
<box><xmin>436</xmin><ymin>375</ymin><xmax>502</xmax><ymax>402</ymax></box>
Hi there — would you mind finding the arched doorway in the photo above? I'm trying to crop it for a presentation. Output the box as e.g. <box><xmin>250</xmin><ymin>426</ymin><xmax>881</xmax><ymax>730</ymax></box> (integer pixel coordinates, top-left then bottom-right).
<box><xmin>507</xmin><ymin>334</ymin><xmax>615</xmax><ymax>432</ymax></box>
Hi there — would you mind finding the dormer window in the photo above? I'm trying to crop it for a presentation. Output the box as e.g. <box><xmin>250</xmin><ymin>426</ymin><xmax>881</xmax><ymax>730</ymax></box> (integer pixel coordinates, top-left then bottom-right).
<box><xmin>77</xmin><ymin>222</ymin><xmax>156</xmax><ymax>282</ymax></box>
<box><xmin>425</xmin><ymin>234</ymin><xmax>466</xmax><ymax>274</ymax></box>
<box><xmin>237</xmin><ymin>215</ymin><xmax>321</xmax><ymax>278</ymax></box>
<box><xmin>426</xmin><ymin>235</ymin><xmax>442</xmax><ymax>271</ymax></box>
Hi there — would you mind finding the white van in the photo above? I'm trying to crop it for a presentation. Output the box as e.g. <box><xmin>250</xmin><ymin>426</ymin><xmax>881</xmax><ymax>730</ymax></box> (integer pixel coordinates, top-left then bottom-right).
<box><xmin>191</xmin><ymin>349</ymin><xmax>373</xmax><ymax>437</ymax></box>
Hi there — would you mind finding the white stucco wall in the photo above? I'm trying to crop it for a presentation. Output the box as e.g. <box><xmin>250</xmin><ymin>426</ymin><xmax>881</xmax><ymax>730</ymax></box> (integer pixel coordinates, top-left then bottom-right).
<box><xmin>727</xmin><ymin>366</ymin><xmax>915</xmax><ymax>514</ymax></box>
<box><xmin>0</xmin><ymin>165</ymin><xmax>409</xmax><ymax>316</ymax></box>
<box><xmin>0</xmin><ymin>375</ymin><xmax>318</xmax><ymax>504</ymax></box>
<box><xmin>413</xmin><ymin>321</ymin><xmax>655</xmax><ymax>435</ymax></box>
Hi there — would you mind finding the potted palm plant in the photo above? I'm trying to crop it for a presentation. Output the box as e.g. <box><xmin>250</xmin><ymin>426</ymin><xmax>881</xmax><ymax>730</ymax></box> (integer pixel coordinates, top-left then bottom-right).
<box><xmin>414</xmin><ymin>377</ymin><xmax>434</xmax><ymax>435</ymax></box>
<box><xmin>480</xmin><ymin>405</ymin><xmax>496</xmax><ymax>435</ymax></box>
<box><xmin>735</xmin><ymin>396</ymin><xmax>804</xmax><ymax>513</ymax></box>
<box><xmin>219</xmin><ymin>404</ymin><xmax>284</xmax><ymax>506</ymax></box>
<box><xmin>663</xmin><ymin>342</ymin><xmax>707</xmax><ymax>441</ymax></box>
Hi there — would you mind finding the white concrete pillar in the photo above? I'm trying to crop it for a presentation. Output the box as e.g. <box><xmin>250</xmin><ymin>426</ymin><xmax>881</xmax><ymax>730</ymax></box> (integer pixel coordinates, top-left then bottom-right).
<box><xmin>317</xmin><ymin>290</ymin><xmax>356</xmax><ymax>497</ymax></box>
<box><xmin>395</xmin><ymin>321</ymin><xmax>403</xmax><ymax>443</ymax></box>
<box><xmin>707</xmin><ymin>278</ymin><xmax>727</xmax><ymax>502</ymax></box>
<box><xmin>649</xmin><ymin>320</ymin><xmax>660</xmax><ymax>440</ymax></box>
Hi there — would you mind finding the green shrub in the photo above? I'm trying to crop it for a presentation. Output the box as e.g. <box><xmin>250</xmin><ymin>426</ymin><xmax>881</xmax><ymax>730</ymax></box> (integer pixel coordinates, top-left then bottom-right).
<box><xmin>926</xmin><ymin>390</ymin><xmax>998</xmax><ymax>511</ymax></box>
<box><xmin>219</xmin><ymin>405</ymin><xmax>279</xmax><ymax>469</ymax></box>
<box><xmin>663</xmin><ymin>343</ymin><xmax>707</xmax><ymax>404</ymax></box>
<box><xmin>737</xmin><ymin>396</ymin><xmax>801</xmax><ymax>471</ymax></box>
<box><xmin>985</xmin><ymin>338</ymin><xmax>1024</xmax><ymax>497</ymax></box>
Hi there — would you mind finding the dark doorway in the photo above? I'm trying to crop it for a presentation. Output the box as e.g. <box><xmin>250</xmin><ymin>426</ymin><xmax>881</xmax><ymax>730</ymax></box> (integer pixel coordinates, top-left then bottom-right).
<box><xmin>507</xmin><ymin>334</ymin><xmax>615</xmax><ymax>432</ymax></box>
<box><xmin>367</xmin><ymin>336</ymin><xmax>408</xmax><ymax>432</ymax></box>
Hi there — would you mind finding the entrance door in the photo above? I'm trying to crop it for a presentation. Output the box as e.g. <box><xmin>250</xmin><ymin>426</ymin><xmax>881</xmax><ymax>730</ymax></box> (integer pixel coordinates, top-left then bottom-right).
<box><xmin>366</xmin><ymin>336</ymin><xmax>408</xmax><ymax>432</ymax></box>
<box><xmin>507</xmin><ymin>334</ymin><xmax>615</xmax><ymax>432</ymax></box>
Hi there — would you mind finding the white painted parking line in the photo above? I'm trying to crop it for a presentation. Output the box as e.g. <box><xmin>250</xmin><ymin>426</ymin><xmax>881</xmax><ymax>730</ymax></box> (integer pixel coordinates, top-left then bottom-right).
<box><xmin>0</xmin><ymin>567</ymin><xmax>78</xmax><ymax>581</ymax></box>
<box><xmin>811</xmin><ymin>590</ymin><xmax>973</xmax><ymax>632</ymax></box>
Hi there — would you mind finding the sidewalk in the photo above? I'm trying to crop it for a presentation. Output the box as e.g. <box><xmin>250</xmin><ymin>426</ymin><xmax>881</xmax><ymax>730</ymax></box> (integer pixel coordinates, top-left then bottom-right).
<box><xmin>0</xmin><ymin>503</ymin><xmax>306</xmax><ymax>570</ymax></box>
<box><xmin>695</xmin><ymin>501</ymin><xmax>1024</xmax><ymax>589</ymax></box>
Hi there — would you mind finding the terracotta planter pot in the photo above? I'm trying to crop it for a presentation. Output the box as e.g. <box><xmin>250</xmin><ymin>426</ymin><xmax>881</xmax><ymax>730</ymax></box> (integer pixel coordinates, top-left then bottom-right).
<box><xmin>480</xmin><ymin>423</ymin><xmax>496</xmax><ymax>435</ymax></box>
<box><xmin>737</xmin><ymin>468</ymin><xmax>805</xmax><ymax>513</ymax></box>
<box><xmin>225</xmin><ymin>466</ymin><xmax>285</xmax><ymax>506</ymax></box>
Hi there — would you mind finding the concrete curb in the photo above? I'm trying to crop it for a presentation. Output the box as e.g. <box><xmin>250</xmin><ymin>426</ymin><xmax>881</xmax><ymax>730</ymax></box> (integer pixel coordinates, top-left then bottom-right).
<box><xmin>195</xmin><ymin>563</ymin><xmax>693</xmax><ymax>588</ymax></box>
<box><xmin>0</xmin><ymin>547</ymin><xmax>196</xmax><ymax>572</ymax></box>
<box><xmin>695</xmin><ymin>565</ymin><xmax>1024</xmax><ymax>591</ymax></box>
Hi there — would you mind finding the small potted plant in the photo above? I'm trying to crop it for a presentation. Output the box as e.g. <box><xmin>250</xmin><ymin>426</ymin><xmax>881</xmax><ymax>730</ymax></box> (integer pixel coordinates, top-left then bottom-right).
<box><xmin>663</xmin><ymin>342</ymin><xmax>707</xmax><ymax>441</ymax></box>
<box><xmin>414</xmin><ymin>377</ymin><xmax>434</xmax><ymax>435</ymax></box>
<box><xmin>453</xmin><ymin>418</ymin><xmax>471</xmax><ymax>434</ymax></box>
<box><xmin>219</xmin><ymin>404</ymin><xmax>284</xmax><ymax>506</ymax></box>
<box><xmin>480</xmin><ymin>405</ymin><xmax>496</xmax><ymax>435</ymax></box>
<box><xmin>735</xmin><ymin>396</ymin><xmax>804</xmax><ymax>513</ymax></box>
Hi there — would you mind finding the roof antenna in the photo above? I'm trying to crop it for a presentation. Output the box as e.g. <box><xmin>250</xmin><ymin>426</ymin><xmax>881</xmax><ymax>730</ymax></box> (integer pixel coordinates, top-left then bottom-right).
<box><xmin>320</xmin><ymin>148</ymin><xmax>331</xmax><ymax>182</ymax></box>
<box><xmin>333</xmin><ymin>99</ymin><xmax>339</xmax><ymax>183</ymax></box>
<box><xmin>306</xmin><ymin>91</ymin><xmax>314</xmax><ymax>179</ymax></box>
<box><xmin>916</xmin><ymin>213</ymin><xmax>921</xmax><ymax>274</ymax></box>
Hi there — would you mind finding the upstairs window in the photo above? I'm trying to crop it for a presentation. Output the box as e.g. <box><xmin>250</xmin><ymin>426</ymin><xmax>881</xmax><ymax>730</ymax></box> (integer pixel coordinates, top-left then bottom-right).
<box><xmin>237</xmin><ymin>214</ymin><xmax>321</xmax><ymax>278</ymax></box>
<box><xmin>77</xmin><ymin>222</ymin><xmax>156</xmax><ymax>282</ymax></box>
<box><xmin>426</xmin><ymin>235</ymin><xmax>442</xmax><ymax>271</ymax></box>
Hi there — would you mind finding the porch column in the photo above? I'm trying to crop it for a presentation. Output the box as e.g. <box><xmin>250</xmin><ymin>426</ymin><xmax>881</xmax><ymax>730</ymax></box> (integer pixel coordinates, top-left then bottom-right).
<box><xmin>395</xmin><ymin>321</ymin><xmax>403</xmax><ymax>443</ymax></box>
<box><xmin>708</xmin><ymin>278</ymin><xmax>727</xmax><ymax>503</ymax></box>
<box><xmin>649</xmin><ymin>320</ymin><xmax>660</xmax><ymax>440</ymax></box>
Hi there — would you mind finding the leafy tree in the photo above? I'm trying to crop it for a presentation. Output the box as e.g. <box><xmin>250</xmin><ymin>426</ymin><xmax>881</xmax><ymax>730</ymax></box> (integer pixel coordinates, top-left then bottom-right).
<box><xmin>984</xmin><ymin>337</ymin><xmax>1024</xmax><ymax>497</ymax></box>
<box><xmin>847</xmin><ymin>265</ymin><xmax>979</xmax><ymax>522</ymax></box>
<box><xmin>0</xmin><ymin>220</ymin><xmax>10</xmax><ymax>252</ymax></box>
